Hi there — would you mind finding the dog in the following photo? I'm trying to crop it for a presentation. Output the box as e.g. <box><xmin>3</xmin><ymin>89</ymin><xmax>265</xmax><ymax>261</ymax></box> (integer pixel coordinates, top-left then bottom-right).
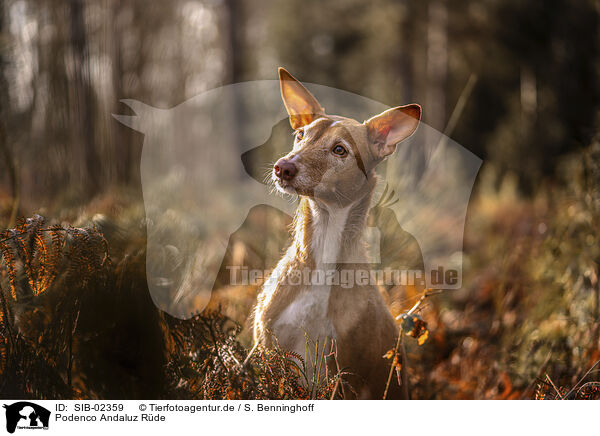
<box><xmin>250</xmin><ymin>67</ymin><xmax>421</xmax><ymax>399</ymax></box>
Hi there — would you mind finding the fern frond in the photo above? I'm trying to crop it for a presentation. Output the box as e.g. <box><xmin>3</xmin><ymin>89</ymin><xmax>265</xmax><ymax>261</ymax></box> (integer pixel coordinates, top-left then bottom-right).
<box><xmin>0</xmin><ymin>235</ymin><xmax>18</xmax><ymax>301</ymax></box>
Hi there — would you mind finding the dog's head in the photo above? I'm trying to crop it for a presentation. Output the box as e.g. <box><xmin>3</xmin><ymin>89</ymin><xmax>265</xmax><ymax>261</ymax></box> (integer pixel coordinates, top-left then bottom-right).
<box><xmin>273</xmin><ymin>67</ymin><xmax>421</xmax><ymax>206</ymax></box>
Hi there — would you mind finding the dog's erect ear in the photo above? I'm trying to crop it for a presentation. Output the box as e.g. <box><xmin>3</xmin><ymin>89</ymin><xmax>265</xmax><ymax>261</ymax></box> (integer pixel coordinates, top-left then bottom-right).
<box><xmin>279</xmin><ymin>67</ymin><xmax>325</xmax><ymax>130</ymax></box>
<box><xmin>365</xmin><ymin>104</ymin><xmax>421</xmax><ymax>159</ymax></box>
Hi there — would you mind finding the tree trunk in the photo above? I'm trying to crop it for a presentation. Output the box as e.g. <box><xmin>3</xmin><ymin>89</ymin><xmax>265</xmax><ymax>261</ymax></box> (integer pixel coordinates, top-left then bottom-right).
<box><xmin>0</xmin><ymin>0</ymin><xmax>19</xmax><ymax>225</ymax></box>
<box><xmin>426</xmin><ymin>0</ymin><xmax>448</xmax><ymax>133</ymax></box>
<box><xmin>110</xmin><ymin>0</ymin><xmax>131</xmax><ymax>184</ymax></box>
<box><xmin>223</xmin><ymin>0</ymin><xmax>244</xmax><ymax>157</ymax></box>
<box><xmin>70</xmin><ymin>0</ymin><xmax>101</xmax><ymax>196</ymax></box>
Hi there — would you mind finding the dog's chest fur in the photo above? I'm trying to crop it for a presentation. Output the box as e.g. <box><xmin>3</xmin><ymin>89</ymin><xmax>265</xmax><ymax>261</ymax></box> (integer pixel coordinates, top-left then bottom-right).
<box><xmin>267</xmin><ymin>203</ymin><xmax>351</xmax><ymax>353</ymax></box>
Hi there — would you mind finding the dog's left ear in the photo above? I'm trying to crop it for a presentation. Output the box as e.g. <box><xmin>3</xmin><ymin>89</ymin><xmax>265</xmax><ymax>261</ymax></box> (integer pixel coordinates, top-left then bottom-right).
<box><xmin>365</xmin><ymin>104</ymin><xmax>421</xmax><ymax>159</ymax></box>
<box><xmin>279</xmin><ymin>67</ymin><xmax>325</xmax><ymax>130</ymax></box>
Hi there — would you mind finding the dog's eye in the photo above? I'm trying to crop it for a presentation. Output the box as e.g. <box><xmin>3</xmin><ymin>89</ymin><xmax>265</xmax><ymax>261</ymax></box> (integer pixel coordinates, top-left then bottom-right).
<box><xmin>295</xmin><ymin>130</ymin><xmax>304</xmax><ymax>140</ymax></box>
<box><xmin>332</xmin><ymin>144</ymin><xmax>348</xmax><ymax>156</ymax></box>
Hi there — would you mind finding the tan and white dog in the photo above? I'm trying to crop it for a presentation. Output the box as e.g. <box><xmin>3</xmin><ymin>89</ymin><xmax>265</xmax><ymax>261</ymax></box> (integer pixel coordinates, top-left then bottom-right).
<box><xmin>251</xmin><ymin>68</ymin><xmax>421</xmax><ymax>399</ymax></box>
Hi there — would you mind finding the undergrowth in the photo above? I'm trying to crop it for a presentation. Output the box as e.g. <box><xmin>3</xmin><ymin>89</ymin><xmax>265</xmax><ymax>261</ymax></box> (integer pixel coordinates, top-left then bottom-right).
<box><xmin>0</xmin><ymin>215</ymin><xmax>336</xmax><ymax>399</ymax></box>
<box><xmin>2</xmin><ymin>139</ymin><xmax>600</xmax><ymax>399</ymax></box>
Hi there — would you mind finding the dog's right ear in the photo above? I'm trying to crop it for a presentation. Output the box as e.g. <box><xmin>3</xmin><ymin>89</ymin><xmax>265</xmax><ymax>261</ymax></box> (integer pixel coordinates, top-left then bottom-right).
<box><xmin>279</xmin><ymin>67</ymin><xmax>325</xmax><ymax>130</ymax></box>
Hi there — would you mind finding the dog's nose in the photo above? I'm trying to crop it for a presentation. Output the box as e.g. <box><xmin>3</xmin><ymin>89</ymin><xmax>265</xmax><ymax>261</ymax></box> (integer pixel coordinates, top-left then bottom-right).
<box><xmin>274</xmin><ymin>159</ymin><xmax>298</xmax><ymax>181</ymax></box>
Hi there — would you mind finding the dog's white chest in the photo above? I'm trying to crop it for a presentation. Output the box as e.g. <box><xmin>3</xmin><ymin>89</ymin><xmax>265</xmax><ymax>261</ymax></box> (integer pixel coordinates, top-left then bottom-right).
<box><xmin>272</xmin><ymin>286</ymin><xmax>335</xmax><ymax>351</ymax></box>
<box><xmin>267</xmin><ymin>201</ymin><xmax>355</xmax><ymax>358</ymax></box>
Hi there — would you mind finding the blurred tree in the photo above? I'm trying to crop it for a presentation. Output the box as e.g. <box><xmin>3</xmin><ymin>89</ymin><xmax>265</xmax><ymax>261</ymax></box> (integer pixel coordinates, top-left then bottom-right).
<box><xmin>425</xmin><ymin>0</ymin><xmax>447</xmax><ymax>133</ymax></box>
<box><xmin>223</xmin><ymin>0</ymin><xmax>245</xmax><ymax>154</ymax></box>
<box><xmin>0</xmin><ymin>0</ymin><xmax>18</xmax><ymax>225</ymax></box>
<box><xmin>110</xmin><ymin>0</ymin><xmax>130</xmax><ymax>184</ymax></box>
<box><xmin>453</xmin><ymin>0</ymin><xmax>600</xmax><ymax>192</ymax></box>
<box><xmin>69</xmin><ymin>0</ymin><xmax>100</xmax><ymax>196</ymax></box>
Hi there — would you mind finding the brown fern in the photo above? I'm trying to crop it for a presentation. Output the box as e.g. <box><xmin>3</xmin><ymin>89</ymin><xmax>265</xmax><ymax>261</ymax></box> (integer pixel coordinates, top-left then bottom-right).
<box><xmin>0</xmin><ymin>215</ymin><xmax>110</xmax><ymax>393</ymax></box>
<box><xmin>0</xmin><ymin>215</ymin><xmax>110</xmax><ymax>300</ymax></box>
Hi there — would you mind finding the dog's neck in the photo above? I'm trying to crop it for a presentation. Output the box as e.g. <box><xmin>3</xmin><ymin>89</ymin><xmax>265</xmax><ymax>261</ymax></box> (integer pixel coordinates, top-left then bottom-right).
<box><xmin>291</xmin><ymin>175</ymin><xmax>376</xmax><ymax>268</ymax></box>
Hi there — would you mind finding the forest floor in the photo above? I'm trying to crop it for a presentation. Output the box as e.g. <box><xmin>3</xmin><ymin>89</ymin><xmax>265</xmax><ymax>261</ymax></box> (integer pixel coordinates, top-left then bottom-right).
<box><xmin>1</xmin><ymin>148</ymin><xmax>599</xmax><ymax>399</ymax></box>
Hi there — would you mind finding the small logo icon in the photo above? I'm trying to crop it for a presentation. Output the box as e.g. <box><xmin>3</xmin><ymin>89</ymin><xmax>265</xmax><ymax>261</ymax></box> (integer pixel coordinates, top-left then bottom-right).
<box><xmin>3</xmin><ymin>402</ymin><xmax>50</xmax><ymax>434</ymax></box>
